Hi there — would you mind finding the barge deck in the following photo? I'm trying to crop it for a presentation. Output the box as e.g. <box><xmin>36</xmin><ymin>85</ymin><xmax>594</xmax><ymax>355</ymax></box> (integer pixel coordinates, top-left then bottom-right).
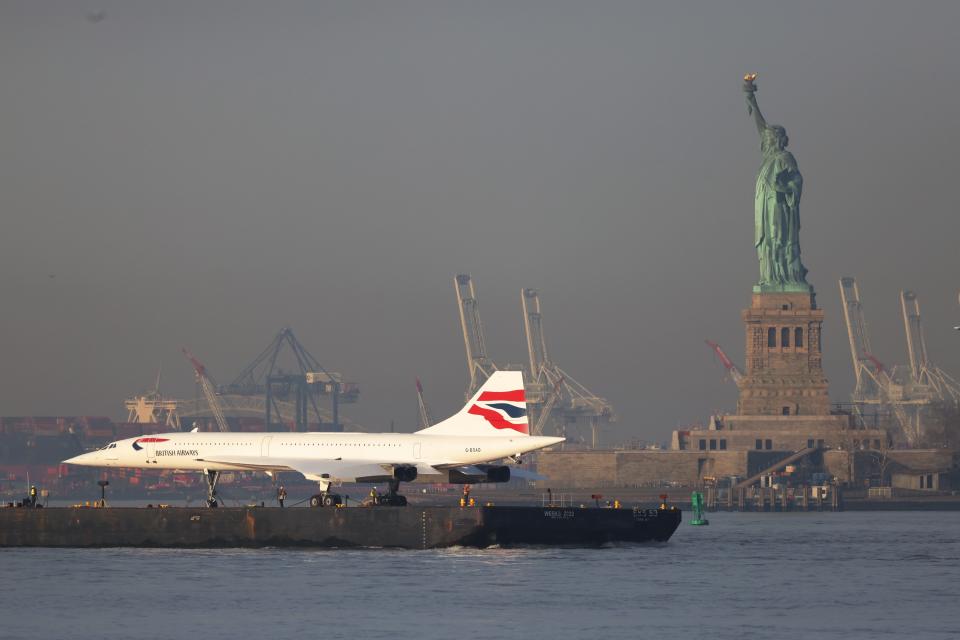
<box><xmin>0</xmin><ymin>505</ymin><xmax>681</xmax><ymax>549</ymax></box>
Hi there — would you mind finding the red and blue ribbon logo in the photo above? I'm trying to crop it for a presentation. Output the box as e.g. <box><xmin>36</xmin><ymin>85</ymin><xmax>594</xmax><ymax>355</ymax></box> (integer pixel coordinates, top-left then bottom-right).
<box><xmin>132</xmin><ymin>437</ymin><xmax>169</xmax><ymax>451</ymax></box>
<box><xmin>468</xmin><ymin>390</ymin><xmax>528</xmax><ymax>434</ymax></box>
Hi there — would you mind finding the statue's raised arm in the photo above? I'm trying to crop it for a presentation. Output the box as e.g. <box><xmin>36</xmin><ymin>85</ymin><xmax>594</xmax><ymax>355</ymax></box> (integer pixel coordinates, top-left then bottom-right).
<box><xmin>743</xmin><ymin>73</ymin><xmax>766</xmax><ymax>135</ymax></box>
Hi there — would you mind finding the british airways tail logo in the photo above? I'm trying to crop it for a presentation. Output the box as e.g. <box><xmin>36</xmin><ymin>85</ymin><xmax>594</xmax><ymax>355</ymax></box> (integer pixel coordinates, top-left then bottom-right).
<box><xmin>132</xmin><ymin>437</ymin><xmax>169</xmax><ymax>451</ymax></box>
<box><xmin>468</xmin><ymin>390</ymin><xmax>528</xmax><ymax>434</ymax></box>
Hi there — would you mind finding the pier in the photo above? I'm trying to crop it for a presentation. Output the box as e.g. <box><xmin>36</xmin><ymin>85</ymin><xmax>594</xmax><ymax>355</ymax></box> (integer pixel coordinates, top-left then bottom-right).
<box><xmin>703</xmin><ymin>485</ymin><xmax>842</xmax><ymax>512</ymax></box>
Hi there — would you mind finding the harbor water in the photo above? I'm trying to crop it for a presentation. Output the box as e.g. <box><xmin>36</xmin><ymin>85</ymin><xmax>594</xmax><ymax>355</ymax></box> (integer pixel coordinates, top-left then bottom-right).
<box><xmin>1</xmin><ymin>511</ymin><xmax>958</xmax><ymax>640</ymax></box>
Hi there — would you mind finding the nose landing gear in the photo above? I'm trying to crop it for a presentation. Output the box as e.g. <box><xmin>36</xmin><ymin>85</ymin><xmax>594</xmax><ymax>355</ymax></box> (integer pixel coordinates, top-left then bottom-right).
<box><xmin>203</xmin><ymin>470</ymin><xmax>220</xmax><ymax>508</ymax></box>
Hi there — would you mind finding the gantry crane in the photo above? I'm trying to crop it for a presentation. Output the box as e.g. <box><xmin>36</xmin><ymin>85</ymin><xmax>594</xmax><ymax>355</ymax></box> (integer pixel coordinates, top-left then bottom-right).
<box><xmin>124</xmin><ymin>366</ymin><xmax>182</xmax><ymax>430</ymax></box>
<box><xmin>182</xmin><ymin>347</ymin><xmax>231</xmax><ymax>433</ymax></box>
<box><xmin>174</xmin><ymin>328</ymin><xmax>359</xmax><ymax>432</ymax></box>
<box><xmin>415</xmin><ymin>377</ymin><xmax>433</xmax><ymax>430</ymax></box>
<box><xmin>838</xmin><ymin>278</ymin><xmax>960</xmax><ymax>446</ymax></box>
<box><xmin>520</xmin><ymin>287</ymin><xmax>615</xmax><ymax>446</ymax></box>
<box><xmin>451</xmin><ymin>275</ymin><xmax>614</xmax><ymax>446</ymax></box>
<box><xmin>893</xmin><ymin>290</ymin><xmax>960</xmax><ymax>443</ymax></box>
<box><xmin>454</xmin><ymin>275</ymin><xmax>498</xmax><ymax>396</ymax></box>
<box><xmin>531</xmin><ymin>376</ymin><xmax>564</xmax><ymax>437</ymax></box>
<box><xmin>900</xmin><ymin>291</ymin><xmax>960</xmax><ymax>403</ymax></box>
<box><xmin>839</xmin><ymin>278</ymin><xmax>893</xmax><ymax>402</ymax></box>
<box><xmin>838</xmin><ymin>277</ymin><xmax>918</xmax><ymax>443</ymax></box>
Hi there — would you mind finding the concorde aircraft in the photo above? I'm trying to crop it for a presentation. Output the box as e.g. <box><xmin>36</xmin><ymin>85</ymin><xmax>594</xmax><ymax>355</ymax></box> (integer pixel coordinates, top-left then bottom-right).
<box><xmin>64</xmin><ymin>371</ymin><xmax>563</xmax><ymax>507</ymax></box>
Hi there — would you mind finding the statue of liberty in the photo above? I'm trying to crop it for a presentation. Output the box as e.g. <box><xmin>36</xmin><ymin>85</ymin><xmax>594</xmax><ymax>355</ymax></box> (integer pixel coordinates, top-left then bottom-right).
<box><xmin>743</xmin><ymin>74</ymin><xmax>809</xmax><ymax>291</ymax></box>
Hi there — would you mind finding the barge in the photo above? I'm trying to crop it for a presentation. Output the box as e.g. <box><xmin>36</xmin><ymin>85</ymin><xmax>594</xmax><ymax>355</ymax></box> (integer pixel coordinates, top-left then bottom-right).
<box><xmin>0</xmin><ymin>504</ymin><xmax>681</xmax><ymax>549</ymax></box>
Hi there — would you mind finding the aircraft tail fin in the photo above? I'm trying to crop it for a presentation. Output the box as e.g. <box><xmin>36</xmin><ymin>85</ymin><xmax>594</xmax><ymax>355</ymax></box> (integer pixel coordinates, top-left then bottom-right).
<box><xmin>415</xmin><ymin>371</ymin><xmax>528</xmax><ymax>438</ymax></box>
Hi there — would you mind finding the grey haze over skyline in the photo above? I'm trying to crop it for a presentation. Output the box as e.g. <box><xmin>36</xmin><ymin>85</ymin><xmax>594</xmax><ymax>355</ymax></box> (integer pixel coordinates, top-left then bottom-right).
<box><xmin>2</xmin><ymin>1</ymin><xmax>959</xmax><ymax>443</ymax></box>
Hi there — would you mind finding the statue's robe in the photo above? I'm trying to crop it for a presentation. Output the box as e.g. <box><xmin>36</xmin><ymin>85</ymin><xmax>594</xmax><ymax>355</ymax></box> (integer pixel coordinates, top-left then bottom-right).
<box><xmin>755</xmin><ymin>145</ymin><xmax>806</xmax><ymax>285</ymax></box>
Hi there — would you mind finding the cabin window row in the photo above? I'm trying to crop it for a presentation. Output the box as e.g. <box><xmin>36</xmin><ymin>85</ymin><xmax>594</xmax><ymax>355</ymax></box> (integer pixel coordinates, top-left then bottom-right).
<box><xmin>281</xmin><ymin>442</ymin><xmax>401</xmax><ymax>447</ymax></box>
<box><xmin>146</xmin><ymin>442</ymin><xmax>402</xmax><ymax>447</ymax></box>
<box><xmin>156</xmin><ymin>443</ymin><xmax>253</xmax><ymax>446</ymax></box>
<box><xmin>767</xmin><ymin>327</ymin><xmax>804</xmax><ymax>348</ymax></box>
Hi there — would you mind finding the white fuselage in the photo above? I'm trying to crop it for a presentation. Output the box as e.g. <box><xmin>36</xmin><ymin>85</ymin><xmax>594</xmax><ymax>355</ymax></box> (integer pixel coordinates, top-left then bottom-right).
<box><xmin>67</xmin><ymin>431</ymin><xmax>561</xmax><ymax>475</ymax></box>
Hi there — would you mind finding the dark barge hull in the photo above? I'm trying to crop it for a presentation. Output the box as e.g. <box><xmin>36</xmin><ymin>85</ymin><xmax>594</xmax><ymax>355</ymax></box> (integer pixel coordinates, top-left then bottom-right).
<box><xmin>0</xmin><ymin>505</ymin><xmax>681</xmax><ymax>549</ymax></box>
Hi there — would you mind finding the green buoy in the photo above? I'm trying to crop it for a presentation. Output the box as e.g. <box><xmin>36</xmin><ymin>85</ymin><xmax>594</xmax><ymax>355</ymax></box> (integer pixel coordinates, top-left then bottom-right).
<box><xmin>690</xmin><ymin>491</ymin><xmax>709</xmax><ymax>526</ymax></box>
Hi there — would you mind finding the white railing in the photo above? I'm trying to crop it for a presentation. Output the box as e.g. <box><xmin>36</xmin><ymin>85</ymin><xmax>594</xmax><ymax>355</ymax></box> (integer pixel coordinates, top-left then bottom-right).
<box><xmin>541</xmin><ymin>493</ymin><xmax>572</xmax><ymax>507</ymax></box>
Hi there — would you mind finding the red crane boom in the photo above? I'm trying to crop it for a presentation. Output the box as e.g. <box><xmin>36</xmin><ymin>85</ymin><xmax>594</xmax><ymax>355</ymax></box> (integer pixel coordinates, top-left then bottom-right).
<box><xmin>182</xmin><ymin>347</ymin><xmax>231</xmax><ymax>433</ymax></box>
<box><xmin>705</xmin><ymin>340</ymin><xmax>744</xmax><ymax>384</ymax></box>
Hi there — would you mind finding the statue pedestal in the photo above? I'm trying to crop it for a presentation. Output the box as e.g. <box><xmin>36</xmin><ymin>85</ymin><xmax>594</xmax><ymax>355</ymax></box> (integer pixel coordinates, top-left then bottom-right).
<box><xmin>736</xmin><ymin>290</ymin><xmax>831</xmax><ymax>416</ymax></box>
<box><xmin>680</xmin><ymin>285</ymin><xmax>872</xmax><ymax>460</ymax></box>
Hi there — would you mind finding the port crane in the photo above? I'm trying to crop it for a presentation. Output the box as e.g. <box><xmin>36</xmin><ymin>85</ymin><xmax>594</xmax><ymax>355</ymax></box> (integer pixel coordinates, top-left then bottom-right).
<box><xmin>839</xmin><ymin>277</ymin><xmax>892</xmax><ymax>404</ymax></box>
<box><xmin>454</xmin><ymin>274</ymin><xmax>499</xmax><ymax>396</ymax></box>
<box><xmin>704</xmin><ymin>340</ymin><xmax>743</xmax><ymax>385</ymax></box>
<box><xmin>838</xmin><ymin>278</ymin><xmax>960</xmax><ymax>446</ymax></box>
<box><xmin>416</xmin><ymin>377</ymin><xmax>433</xmax><ymax>429</ymax></box>
<box><xmin>839</xmin><ymin>277</ymin><xmax>919</xmax><ymax>444</ymax></box>
<box><xmin>900</xmin><ymin>290</ymin><xmax>960</xmax><ymax>404</ymax></box>
<box><xmin>124</xmin><ymin>366</ymin><xmax>182</xmax><ymax>430</ymax></box>
<box><xmin>452</xmin><ymin>275</ymin><xmax>615</xmax><ymax>446</ymax></box>
<box><xmin>182</xmin><ymin>348</ymin><xmax>231</xmax><ymax>433</ymax></box>
<box><xmin>520</xmin><ymin>287</ymin><xmax>614</xmax><ymax>446</ymax></box>
<box><xmin>175</xmin><ymin>328</ymin><xmax>360</xmax><ymax>432</ymax></box>
<box><xmin>531</xmin><ymin>376</ymin><xmax>564</xmax><ymax>437</ymax></box>
<box><xmin>181</xmin><ymin>347</ymin><xmax>233</xmax><ymax>506</ymax></box>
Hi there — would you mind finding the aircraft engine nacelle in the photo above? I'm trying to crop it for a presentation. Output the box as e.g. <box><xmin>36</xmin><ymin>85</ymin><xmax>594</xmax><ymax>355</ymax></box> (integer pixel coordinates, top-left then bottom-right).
<box><xmin>447</xmin><ymin>466</ymin><xmax>511</xmax><ymax>484</ymax></box>
<box><xmin>393</xmin><ymin>465</ymin><xmax>418</xmax><ymax>483</ymax></box>
<box><xmin>485</xmin><ymin>466</ymin><xmax>511</xmax><ymax>483</ymax></box>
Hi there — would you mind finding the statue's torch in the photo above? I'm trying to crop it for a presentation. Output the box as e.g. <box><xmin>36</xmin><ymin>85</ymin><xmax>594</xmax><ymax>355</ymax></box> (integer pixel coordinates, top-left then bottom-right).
<box><xmin>743</xmin><ymin>73</ymin><xmax>758</xmax><ymax>114</ymax></box>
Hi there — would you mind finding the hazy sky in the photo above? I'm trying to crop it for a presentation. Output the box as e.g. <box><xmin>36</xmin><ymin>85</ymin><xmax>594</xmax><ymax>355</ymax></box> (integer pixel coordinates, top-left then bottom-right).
<box><xmin>2</xmin><ymin>1</ymin><xmax>959</xmax><ymax>443</ymax></box>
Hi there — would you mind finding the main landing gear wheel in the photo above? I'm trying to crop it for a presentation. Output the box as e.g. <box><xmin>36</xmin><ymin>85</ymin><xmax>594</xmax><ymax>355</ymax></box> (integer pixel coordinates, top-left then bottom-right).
<box><xmin>309</xmin><ymin>493</ymin><xmax>343</xmax><ymax>508</ymax></box>
<box><xmin>375</xmin><ymin>494</ymin><xmax>407</xmax><ymax>507</ymax></box>
<box><xmin>374</xmin><ymin>479</ymin><xmax>408</xmax><ymax>507</ymax></box>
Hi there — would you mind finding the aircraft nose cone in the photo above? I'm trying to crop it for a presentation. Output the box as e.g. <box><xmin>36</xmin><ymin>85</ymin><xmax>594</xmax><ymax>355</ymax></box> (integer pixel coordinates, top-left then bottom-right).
<box><xmin>63</xmin><ymin>452</ymin><xmax>93</xmax><ymax>466</ymax></box>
